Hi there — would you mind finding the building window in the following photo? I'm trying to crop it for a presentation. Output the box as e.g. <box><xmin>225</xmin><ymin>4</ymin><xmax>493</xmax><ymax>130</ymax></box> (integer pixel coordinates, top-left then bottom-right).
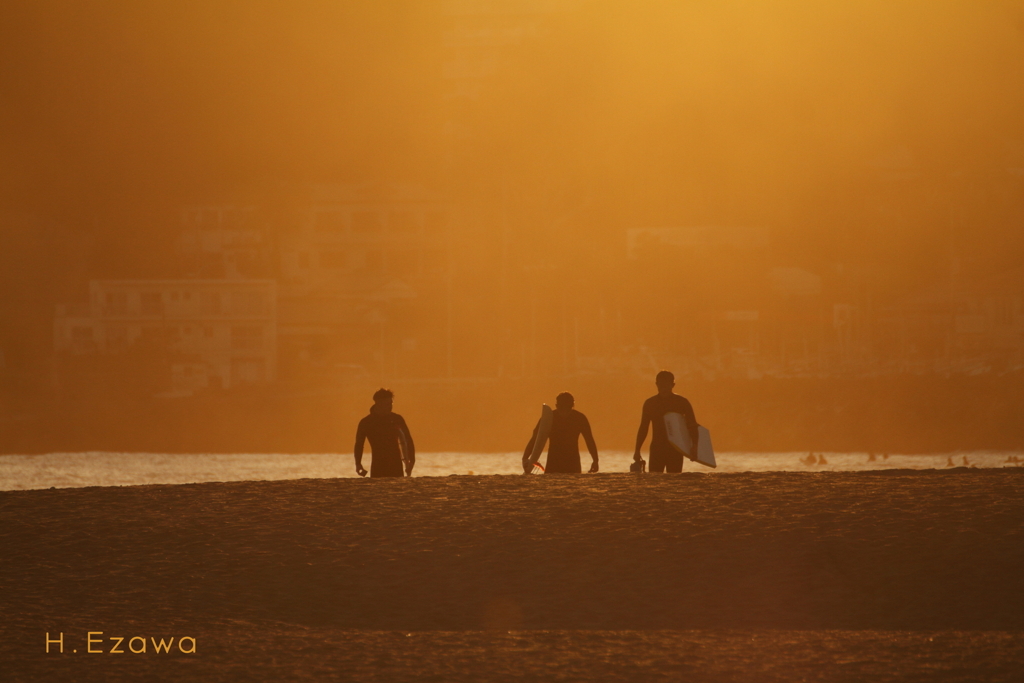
<box><xmin>140</xmin><ymin>292</ymin><xmax>163</xmax><ymax>315</ymax></box>
<box><xmin>353</xmin><ymin>211</ymin><xmax>382</xmax><ymax>233</ymax></box>
<box><xmin>231</xmin><ymin>326</ymin><xmax>263</xmax><ymax>350</ymax></box>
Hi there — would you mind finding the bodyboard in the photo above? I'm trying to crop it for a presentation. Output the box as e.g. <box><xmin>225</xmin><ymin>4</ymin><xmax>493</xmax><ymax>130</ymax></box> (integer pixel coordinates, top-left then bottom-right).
<box><xmin>524</xmin><ymin>404</ymin><xmax>553</xmax><ymax>474</ymax></box>
<box><xmin>664</xmin><ymin>413</ymin><xmax>717</xmax><ymax>469</ymax></box>
<box><xmin>664</xmin><ymin>412</ymin><xmax>693</xmax><ymax>457</ymax></box>
<box><xmin>695</xmin><ymin>425</ymin><xmax>716</xmax><ymax>468</ymax></box>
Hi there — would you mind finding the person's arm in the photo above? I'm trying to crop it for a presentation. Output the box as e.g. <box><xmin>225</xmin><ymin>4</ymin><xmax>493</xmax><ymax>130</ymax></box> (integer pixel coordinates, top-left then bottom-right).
<box><xmin>354</xmin><ymin>419</ymin><xmax>368</xmax><ymax>477</ymax></box>
<box><xmin>522</xmin><ymin>426</ymin><xmax>538</xmax><ymax>473</ymax></box>
<box><xmin>399</xmin><ymin>415</ymin><xmax>415</xmax><ymax>475</ymax></box>
<box><xmin>633</xmin><ymin>403</ymin><xmax>651</xmax><ymax>462</ymax></box>
<box><xmin>581</xmin><ymin>415</ymin><xmax>599</xmax><ymax>473</ymax></box>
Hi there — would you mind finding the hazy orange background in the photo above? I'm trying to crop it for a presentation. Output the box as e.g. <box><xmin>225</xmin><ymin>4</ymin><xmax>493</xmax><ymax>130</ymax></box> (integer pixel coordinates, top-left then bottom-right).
<box><xmin>2</xmin><ymin>1</ymin><xmax>1023</xmax><ymax>453</ymax></box>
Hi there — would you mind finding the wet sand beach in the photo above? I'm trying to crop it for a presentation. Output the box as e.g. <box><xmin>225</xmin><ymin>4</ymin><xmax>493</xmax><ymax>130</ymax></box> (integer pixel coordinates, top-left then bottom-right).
<box><xmin>3</xmin><ymin>470</ymin><xmax>1023</xmax><ymax>681</ymax></box>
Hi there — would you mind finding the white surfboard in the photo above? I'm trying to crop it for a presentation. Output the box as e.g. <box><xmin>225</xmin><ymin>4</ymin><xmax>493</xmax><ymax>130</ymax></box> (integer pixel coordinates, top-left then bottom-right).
<box><xmin>397</xmin><ymin>425</ymin><xmax>412</xmax><ymax>475</ymax></box>
<box><xmin>523</xmin><ymin>404</ymin><xmax>553</xmax><ymax>474</ymax></box>
<box><xmin>664</xmin><ymin>412</ymin><xmax>692</xmax><ymax>457</ymax></box>
<box><xmin>695</xmin><ymin>425</ymin><xmax>716</xmax><ymax>469</ymax></box>
<box><xmin>664</xmin><ymin>413</ymin><xmax>716</xmax><ymax>469</ymax></box>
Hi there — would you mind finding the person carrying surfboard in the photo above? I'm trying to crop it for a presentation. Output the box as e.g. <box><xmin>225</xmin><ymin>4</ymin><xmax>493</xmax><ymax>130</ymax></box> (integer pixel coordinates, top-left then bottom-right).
<box><xmin>353</xmin><ymin>388</ymin><xmax>415</xmax><ymax>478</ymax></box>
<box><xmin>632</xmin><ymin>370</ymin><xmax>698</xmax><ymax>473</ymax></box>
<box><xmin>522</xmin><ymin>392</ymin><xmax>599</xmax><ymax>474</ymax></box>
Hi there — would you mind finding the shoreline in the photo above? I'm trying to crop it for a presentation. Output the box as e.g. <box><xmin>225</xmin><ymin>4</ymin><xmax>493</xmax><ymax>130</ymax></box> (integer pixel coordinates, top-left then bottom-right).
<box><xmin>1</xmin><ymin>450</ymin><xmax>1022</xmax><ymax>492</ymax></box>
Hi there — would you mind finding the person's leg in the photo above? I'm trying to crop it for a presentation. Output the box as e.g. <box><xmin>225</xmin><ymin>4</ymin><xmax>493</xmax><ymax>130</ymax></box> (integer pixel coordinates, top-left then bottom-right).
<box><xmin>665</xmin><ymin>451</ymin><xmax>684</xmax><ymax>473</ymax></box>
<box><xmin>648</xmin><ymin>451</ymin><xmax>667</xmax><ymax>473</ymax></box>
<box><xmin>370</xmin><ymin>453</ymin><xmax>405</xmax><ymax>477</ymax></box>
<box><xmin>545</xmin><ymin>452</ymin><xmax>582</xmax><ymax>473</ymax></box>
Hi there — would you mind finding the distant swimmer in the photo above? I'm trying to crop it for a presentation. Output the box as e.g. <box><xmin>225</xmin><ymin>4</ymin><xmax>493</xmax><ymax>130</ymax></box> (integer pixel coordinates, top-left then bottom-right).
<box><xmin>632</xmin><ymin>370</ymin><xmax>698</xmax><ymax>473</ymax></box>
<box><xmin>354</xmin><ymin>388</ymin><xmax>415</xmax><ymax>478</ymax></box>
<box><xmin>802</xmin><ymin>453</ymin><xmax>817</xmax><ymax>466</ymax></box>
<box><xmin>523</xmin><ymin>392</ymin><xmax>599</xmax><ymax>473</ymax></box>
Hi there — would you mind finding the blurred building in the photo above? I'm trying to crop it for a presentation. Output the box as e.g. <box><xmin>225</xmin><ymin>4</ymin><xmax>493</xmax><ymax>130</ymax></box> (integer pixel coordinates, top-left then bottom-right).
<box><xmin>280</xmin><ymin>184</ymin><xmax>446</xmax><ymax>297</ymax></box>
<box><xmin>276</xmin><ymin>183</ymin><xmax>449</xmax><ymax>382</ymax></box>
<box><xmin>54</xmin><ymin>279</ymin><xmax>277</xmax><ymax>394</ymax></box>
<box><xmin>615</xmin><ymin>226</ymin><xmax>886</xmax><ymax>379</ymax></box>
<box><xmin>441</xmin><ymin>0</ymin><xmax>581</xmax><ymax>102</ymax></box>
<box><xmin>626</xmin><ymin>227</ymin><xmax>771</xmax><ymax>259</ymax></box>
<box><xmin>177</xmin><ymin>205</ymin><xmax>272</xmax><ymax>278</ymax></box>
<box><xmin>876</xmin><ymin>267</ymin><xmax>1024</xmax><ymax>375</ymax></box>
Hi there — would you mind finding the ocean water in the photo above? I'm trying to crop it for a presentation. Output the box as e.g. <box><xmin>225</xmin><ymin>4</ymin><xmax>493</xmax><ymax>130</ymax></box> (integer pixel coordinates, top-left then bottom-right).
<box><xmin>0</xmin><ymin>450</ymin><xmax>1021</xmax><ymax>491</ymax></box>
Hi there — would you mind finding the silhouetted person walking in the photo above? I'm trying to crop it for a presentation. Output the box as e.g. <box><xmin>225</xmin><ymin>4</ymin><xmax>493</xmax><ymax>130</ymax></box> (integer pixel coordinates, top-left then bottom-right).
<box><xmin>633</xmin><ymin>370</ymin><xmax>698</xmax><ymax>473</ymax></box>
<box><xmin>523</xmin><ymin>392</ymin><xmax>599</xmax><ymax>473</ymax></box>
<box><xmin>354</xmin><ymin>388</ymin><xmax>414</xmax><ymax>477</ymax></box>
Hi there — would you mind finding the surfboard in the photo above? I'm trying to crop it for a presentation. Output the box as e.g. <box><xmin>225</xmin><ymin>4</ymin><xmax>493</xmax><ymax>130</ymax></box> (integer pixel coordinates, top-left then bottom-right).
<box><xmin>664</xmin><ymin>413</ymin><xmax>717</xmax><ymax>469</ymax></box>
<box><xmin>695</xmin><ymin>425</ymin><xmax>716</xmax><ymax>468</ymax></box>
<box><xmin>397</xmin><ymin>424</ymin><xmax>412</xmax><ymax>475</ymax></box>
<box><xmin>664</xmin><ymin>412</ymin><xmax>693</xmax><ymax>458</ymax></box>
<box><xmin>523</xmin><ymin>404</ymin><xmax>553</xmax><ymax>474</ymax></box>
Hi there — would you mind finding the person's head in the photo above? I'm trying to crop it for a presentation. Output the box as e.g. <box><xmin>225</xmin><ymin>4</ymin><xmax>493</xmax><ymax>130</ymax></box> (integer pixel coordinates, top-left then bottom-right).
<box><xmin>555</xmin><ymin>391</ymin><xmax>575</xmax><ymax>410</ymax></box>
<box><xmin>372</xmin><ymin>387</ymin><xmax>394</xmax><ymax>412</ymax></box>
<box><xmin>655</xmin><ymin>370</ymin><xmax>675</xmax><ymax>395</ymax></box>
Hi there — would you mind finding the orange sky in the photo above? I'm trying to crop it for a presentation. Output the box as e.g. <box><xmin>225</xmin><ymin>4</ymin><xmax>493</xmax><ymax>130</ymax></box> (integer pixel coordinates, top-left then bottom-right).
<box><xmin>1</xmin><ymin>1</ymin><xmax>1024</xmax><ymax>452</ymax></box>
<box><xmin>1</xmin><ymin>1</ymin><xmax>1021</xmax><ymax>218</ymax></box>
<box><xmin>2</xmin><ymin>2</ymin><xmax>1023</xmax><ymax>345</ymax></box>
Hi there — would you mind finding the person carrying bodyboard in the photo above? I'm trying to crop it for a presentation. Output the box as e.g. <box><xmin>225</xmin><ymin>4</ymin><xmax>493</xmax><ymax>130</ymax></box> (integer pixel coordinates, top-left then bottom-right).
<box><xmin>632</xmin><ymin>370</ymin><xmax>701</xmax><ymax>473</ymax></box>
